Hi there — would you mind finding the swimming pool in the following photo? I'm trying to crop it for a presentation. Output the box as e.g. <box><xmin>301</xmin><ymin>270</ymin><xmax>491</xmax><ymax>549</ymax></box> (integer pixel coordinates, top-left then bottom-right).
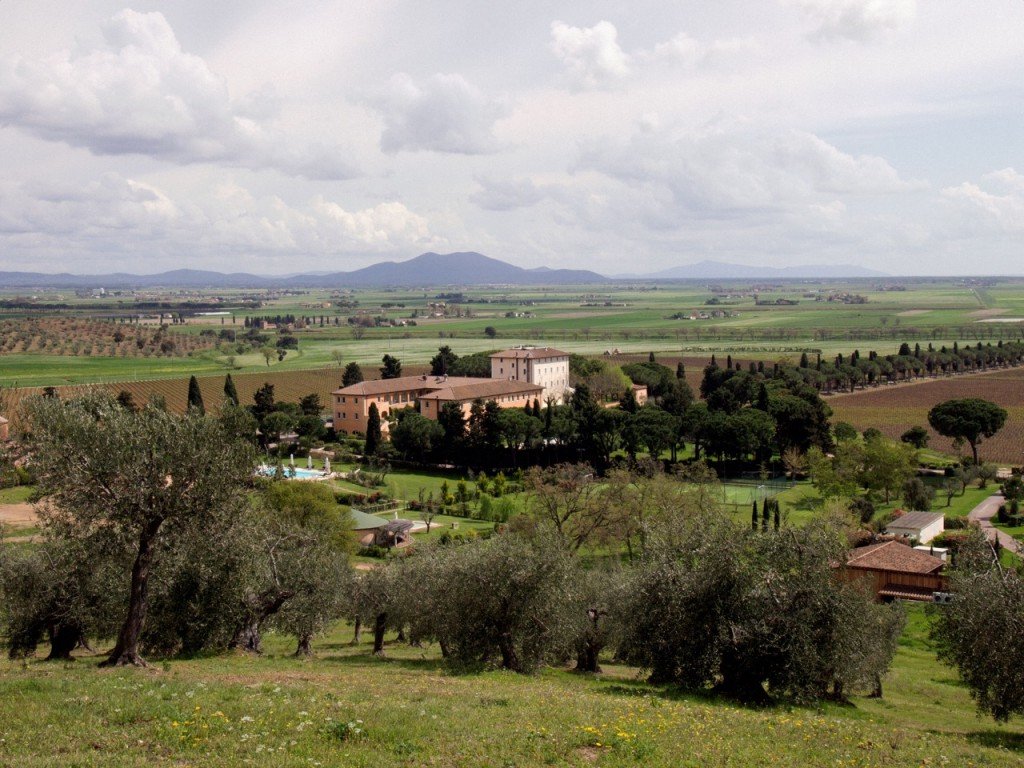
<box><xmin>256</xmin><ymin>465</ymin><xmax>327</xmax><ymax>480</ymax></box>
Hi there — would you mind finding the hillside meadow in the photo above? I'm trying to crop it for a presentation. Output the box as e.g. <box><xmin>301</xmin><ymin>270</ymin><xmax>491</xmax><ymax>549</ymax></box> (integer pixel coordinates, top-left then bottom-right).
<box><xmin>0</xmin><ymin>605</ymin><xmax>1022</xmax><ymax>768</ymax></box>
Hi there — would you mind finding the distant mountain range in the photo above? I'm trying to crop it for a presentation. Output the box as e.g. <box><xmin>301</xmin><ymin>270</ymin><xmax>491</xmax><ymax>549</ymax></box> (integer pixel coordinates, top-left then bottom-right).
<box><xmin>0</xmin><ymin>252</ymin><xmax>887</xmax><ymax>289</ymax></box>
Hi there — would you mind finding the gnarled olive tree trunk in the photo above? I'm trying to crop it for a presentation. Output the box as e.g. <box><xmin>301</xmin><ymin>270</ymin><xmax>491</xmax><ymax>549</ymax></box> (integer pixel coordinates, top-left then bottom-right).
<box><xmin>101</xmin><ymin>517</ymin><xmax>162</xmax><ymax>667</ymax></box>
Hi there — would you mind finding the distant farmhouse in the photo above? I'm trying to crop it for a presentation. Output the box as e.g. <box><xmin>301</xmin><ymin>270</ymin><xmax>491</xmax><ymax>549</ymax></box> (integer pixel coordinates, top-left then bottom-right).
<box><xmin>332</xmin><ymin>347</ymin><xmax>569</xmax><ymax>436</ymax></box>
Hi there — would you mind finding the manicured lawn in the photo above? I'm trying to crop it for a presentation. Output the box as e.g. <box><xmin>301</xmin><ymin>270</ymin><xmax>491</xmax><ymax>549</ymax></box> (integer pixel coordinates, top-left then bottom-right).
<box><xmin>331</xmin><ymin>465</ymin><xmax>530</xmax><ymax>519</ymax></box>
<box><xmin>875</xmin><ymin>481</ymin><xmax>994</xmax><ymax>519</ymax></box>
<box><xmin>928</xmin><ymin>484</ymin><xmax>993</xmax><ymax>518</ymax></box>
<box><xmin>0</xmin><ymin>485</ymin><xmax>34</xmax><ymax>504</ymax></box>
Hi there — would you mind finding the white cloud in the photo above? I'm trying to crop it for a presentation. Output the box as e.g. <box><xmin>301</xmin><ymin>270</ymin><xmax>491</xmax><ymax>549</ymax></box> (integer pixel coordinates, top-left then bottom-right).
<box><xmin>0</xmin><ymin>174</ymin><xmax>178</xmax><ymax>236</ymax></box>
<box><xmin>471</xmin><ymin>177</ymin><xmax>546</xmax><ymax>211</ymax></box>
<box><xmin>789</xmin><ymin>0</ymin><xmax>916</xmax><ymax>41</ymax></box>
<box><xmin>550</xmin><ymin>20</ymin><xmax>632</xmax><ymax>90</ymax></box>
<box><xmin>374</xmin><ymin>72</ymin><xmax>508</xmax><ymax>155</ymax></box>
<box><xmin>0</xmin><ymin>174</ymin><xmax>446</xmax><ymax>269</ymax></box>
<box><xmin>0</xmin><ymin>9</ymin><xmax>356</xmax><ymax>178</ymax></box>
<box><xmin>577</xmin><ymin>124</ymin><xmax>909</xmax><ymax>216</ymax></box>
<box><xmin>646</xmin><ymin>32</ymin><xmax>760</xmax><ymax>70</ymax></box>
<box><xmin>942</xmin><ymin>169</ymin><xmax>1024</xmax><ymax>233</ymax></box>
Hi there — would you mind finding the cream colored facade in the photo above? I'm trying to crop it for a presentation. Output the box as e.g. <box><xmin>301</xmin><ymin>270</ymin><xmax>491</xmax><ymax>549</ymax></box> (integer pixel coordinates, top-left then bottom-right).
<box><xmin>332</xmin><ymin>375</ymin><xmax>543</xmax><ymax>435</ymax></box>
<box><xmin>418</xmin><ymin>380</ymin><xmax>543</xmax><ymax>421</ymax></box>
<box><xmin>489</xmin><ymin>347</ymin><xmax>570</xmax><ymax>404</ymax></box>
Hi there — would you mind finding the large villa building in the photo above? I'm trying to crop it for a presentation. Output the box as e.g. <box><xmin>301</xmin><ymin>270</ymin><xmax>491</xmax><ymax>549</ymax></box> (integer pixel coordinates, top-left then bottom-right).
<box><xmin>331</xmin><ymin>346</ymin><xmax>568</xmax><ymax>435</ymax></box>
<box><xmin>489</xmin><ymin>347</ymin><xmax>570</xmax><ymax>404</ymax></box>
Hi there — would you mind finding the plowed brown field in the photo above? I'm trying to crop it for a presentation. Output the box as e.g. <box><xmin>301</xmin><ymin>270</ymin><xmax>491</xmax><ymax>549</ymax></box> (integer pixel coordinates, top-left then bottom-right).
<box><xmin>828</xmin><ymin>368</ymin><xmax>1024</xmax><ymax>464</ymax></box>
<box><xmin>1</xmin><ymin>365</ymin><xmax>423</xmax><ymax>428</ymax></box>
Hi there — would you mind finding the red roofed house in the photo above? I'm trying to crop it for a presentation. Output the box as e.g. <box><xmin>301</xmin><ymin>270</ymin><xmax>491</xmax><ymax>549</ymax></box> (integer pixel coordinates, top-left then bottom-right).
<box><xmin>844</xmin><ymin>540</ymin><xmax>946</xmax><ymax>602</ymax></box>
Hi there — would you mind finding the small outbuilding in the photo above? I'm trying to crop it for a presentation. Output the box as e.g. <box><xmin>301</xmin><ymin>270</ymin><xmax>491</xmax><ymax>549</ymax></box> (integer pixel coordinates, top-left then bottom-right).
<box><xmin>844</xmin><ymin>540</ymin><xmax>946</xmax><ymax>602</ymax></box>
<box><xmin>884</xmin><ymin>511</ymin><xmax>945</xmax><ymax>545</ymax></box>
<box><xmin>349</xmin><ymin>509</ymin><xmax>391</xmax><ymax>547</ymax></box>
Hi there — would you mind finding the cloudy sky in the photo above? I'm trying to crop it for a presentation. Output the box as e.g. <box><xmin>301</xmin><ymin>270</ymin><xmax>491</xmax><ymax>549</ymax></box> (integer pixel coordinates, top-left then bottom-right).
<box><xmin>0</xmin><ymin>1</ymin><xmax>1021</xmax><ymax>276</ymax></box>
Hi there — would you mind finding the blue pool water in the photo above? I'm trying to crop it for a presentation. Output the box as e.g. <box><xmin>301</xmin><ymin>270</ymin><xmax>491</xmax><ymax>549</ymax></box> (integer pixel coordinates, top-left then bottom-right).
<box><xmin>257</xmin><ymin>465</ymin><xmax>326</xmax><ymax>480</ymax></box>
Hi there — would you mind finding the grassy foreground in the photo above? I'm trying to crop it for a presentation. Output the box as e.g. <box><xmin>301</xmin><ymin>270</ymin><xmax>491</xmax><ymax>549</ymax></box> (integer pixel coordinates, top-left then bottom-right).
<box><xmin>0</xmin><ymin>606</ymin><xmax>1022</xmax><ymax>767</ymax></box>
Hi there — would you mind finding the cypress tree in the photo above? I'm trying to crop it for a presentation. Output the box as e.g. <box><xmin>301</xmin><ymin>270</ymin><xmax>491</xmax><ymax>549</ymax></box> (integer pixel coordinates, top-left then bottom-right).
<box><xmin>761</xmin><ymin>499</ymin><xmax>770</xmax><ymax>531</ymax></box>
<box><xmin>751</xmin><ymin>500</ymin><xmax>759</xmax><ymax>531</ymax></box>
<box><xmin>187</xmin><ymin>375</ymin><xmax>205</xmax><ymax>415</ymax></box>
<box><xmin>365</xmin><ymin>403</ymin><xmax>381</xmax><ymax>456</ymax></box>
<box><xmin>649</xmin><ymin>351</ymin><xmax>656</xmax><ymax>363</ymax></box>
<box><xmin>223</xmin><ymin>373</ymin><xmax>239</xmax><ymax>405</ymax></box>
<box><xmin>799</xmin><ymin>352</ymin><xmax>809</xmax><ymax>368</ymax></box>
<box><xmin>676</xmin><ymin>361</ymin><xmax>685</xmax><ymax>379</ymax></box>
<box><xmin>756</xmin><ymin>383</ymin><xmax>770</xmax><ymax>411</ymax></box>
<box><xmin>773</xmin><ymin>499</ymin><xmax>781</xmax><ymax>531</ymax></box>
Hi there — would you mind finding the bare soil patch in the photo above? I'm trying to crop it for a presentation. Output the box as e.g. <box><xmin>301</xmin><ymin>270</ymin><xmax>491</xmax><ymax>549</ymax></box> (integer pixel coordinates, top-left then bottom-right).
<box><xmin>0</xmin><ymin>502</ymin><xmax>37</xmax><ymax>527</ymax></box>
<box><xmin>968</xmin><ymin>308</ymin><xmax>1007</xmax><ymax>318</ymax></box>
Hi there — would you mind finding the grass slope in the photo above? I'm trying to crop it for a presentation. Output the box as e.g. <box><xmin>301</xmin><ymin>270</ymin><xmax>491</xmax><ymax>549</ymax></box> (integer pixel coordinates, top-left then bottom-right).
<box><xmin>0</xmin><ymin>606</ymin><xmax>1022</xmax><ymax>767</ymax></box>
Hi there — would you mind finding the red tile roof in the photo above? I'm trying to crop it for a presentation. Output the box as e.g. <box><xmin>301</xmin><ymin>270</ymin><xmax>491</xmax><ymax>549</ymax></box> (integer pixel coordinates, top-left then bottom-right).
<box><xmin>333</xmin><ymin>375</ymin><xmax>480</xmax><ymax>396</ymax></box>
<box><xmin>846</xmin><ymin>540</ymin><xmax>944</xmax><ymax>575</ymax></box>
<box><xmin>489</xmin><ymin>347</ymin><xmax>570</xmax><ymax>360</ymax></box>
<box><xmin>417</xmin><ymin>380</ymin><xmax>543</xmax><ymax>402</ymax></box>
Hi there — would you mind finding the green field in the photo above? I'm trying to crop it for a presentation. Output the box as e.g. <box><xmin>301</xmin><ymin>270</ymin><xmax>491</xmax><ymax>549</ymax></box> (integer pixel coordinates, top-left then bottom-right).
<box><xmin>4</xmin><ymin>278</ymin><xmax>1024</xmax><ymax>388</ymax></box>
<box><xmin>0</xmin><ymin>604</ymin><xmax>1020</xmax><ymax>767</ymax></box>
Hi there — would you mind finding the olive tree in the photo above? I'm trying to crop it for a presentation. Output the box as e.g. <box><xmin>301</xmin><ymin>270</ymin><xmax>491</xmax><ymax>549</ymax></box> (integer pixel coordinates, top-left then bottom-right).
<box><xmin>617</xmin><ymin>515</ymin><xmax>903</xmax><ymax>703</ymax></box>
<box><xmin>1</xmin><ymin>534</ymin><xmax>125</xmax><ymax>660</ymax></box>
<box><xmin>395</xmin><ymin>534</ymin><xmax>582</xmax><ymax>673</ymax></box>
<box><xmin>932</xmin><ymin>552</ymin><xmax>1024</xmax><ymax>721</ymax></box>
<box><xmin>230</xmin><ymin>480</ymin><xmax>353</xmax><ymax>655</ymax></box>
<box><xmin>25</xmin><ymin>393</ymin><xmax>257</xmax><ymax>667</ymax></box>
